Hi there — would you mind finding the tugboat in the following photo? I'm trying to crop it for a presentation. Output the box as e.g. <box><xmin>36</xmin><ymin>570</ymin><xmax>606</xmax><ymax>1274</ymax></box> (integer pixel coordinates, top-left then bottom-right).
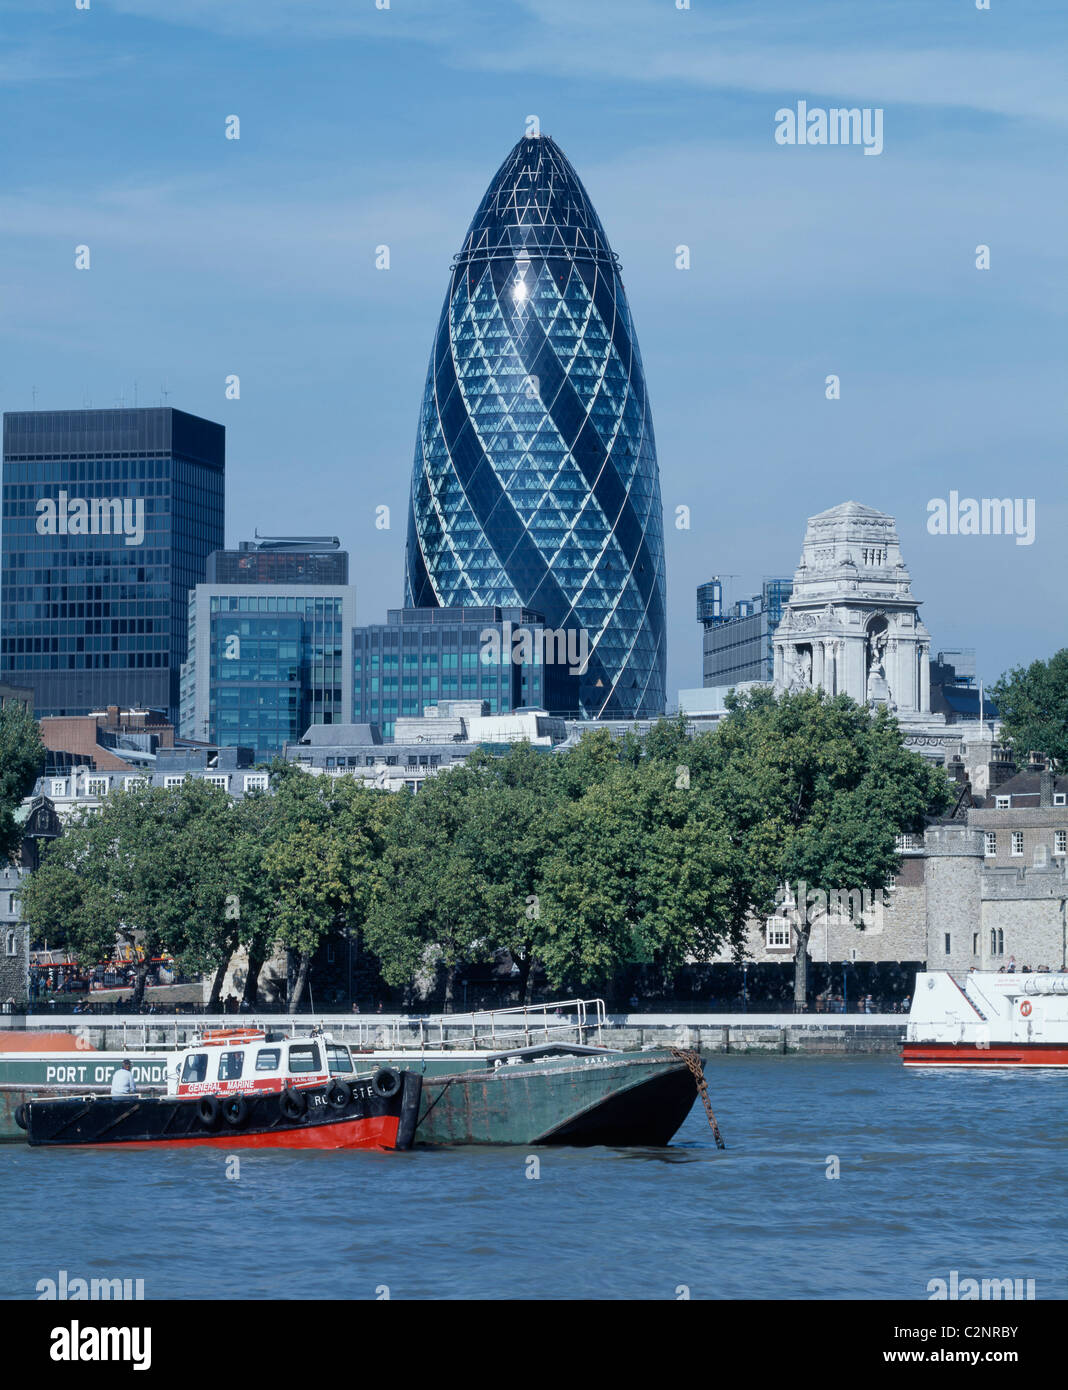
<box><xmin>904</xmin><ymin>970</ymin><xmax>1068</xmax><ymax>1067</ymax></box>
<box><xmin>16</xmin><ymin>1027</ymin><xmax>422</xmax><ymax>1149</ymax></box>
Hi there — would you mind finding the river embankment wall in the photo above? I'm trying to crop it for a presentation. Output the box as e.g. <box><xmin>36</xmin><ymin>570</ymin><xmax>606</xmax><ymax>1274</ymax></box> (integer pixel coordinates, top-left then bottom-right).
<box><xmin>0</xmin><ymin>1014</ymin><xmax>906</xmax><ymax>1054</ymax></box>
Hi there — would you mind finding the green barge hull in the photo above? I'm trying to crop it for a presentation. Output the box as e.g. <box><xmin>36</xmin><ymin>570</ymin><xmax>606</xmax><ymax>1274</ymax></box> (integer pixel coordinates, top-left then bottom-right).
<box><xmin>413</xmin><ymin>1049</ymin><xmax>699</xmax><ymax>1146</ymax></box>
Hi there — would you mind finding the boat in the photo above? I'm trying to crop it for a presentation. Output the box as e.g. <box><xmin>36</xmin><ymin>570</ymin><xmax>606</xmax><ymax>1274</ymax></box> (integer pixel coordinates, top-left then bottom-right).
<box><xmin>903</xmin><ymin>970</ymin><xmax>1068</xmax><ymax>1067</ymax></box>
<box><xmin>411</xmin><ymin>1043</ymin><xmax>707</xmax><ymax>1146</ymax></box>
<box><xmin>14</xmin><ymin>1027</ymin><xmax>422</xmax><ymax>1150</ymax></box>
<box><xmin>1</xmin><ymin>1001</ymin><xmax>717</xmax><ymax>1147</ymax></box>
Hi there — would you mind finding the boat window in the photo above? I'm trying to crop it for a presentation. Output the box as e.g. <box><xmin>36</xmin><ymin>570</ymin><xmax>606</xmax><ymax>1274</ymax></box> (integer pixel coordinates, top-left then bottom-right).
<box><xmin>255</xmin><ymin>1048</ymin><xmax>281</xmax><ymax>1072</ymax></box>
<box><xmin>288</xmin><ymin>1043</ymin><xmax>322</xmax><ymax>1073</ymax></box>
<box><xmin>327</xmin><ymin>1045</ymin><xmax>354</xmax><ymax>1074</ymax></box>
<box><xmin>181</xmin><ymin>1053</ymin><xmax>208</xmax><ymax>1084</ymax></box>
<box><xmin>218</xmin><ymin>1050</ymin><xmax>244</xmax><ymax>1081</ymax></box>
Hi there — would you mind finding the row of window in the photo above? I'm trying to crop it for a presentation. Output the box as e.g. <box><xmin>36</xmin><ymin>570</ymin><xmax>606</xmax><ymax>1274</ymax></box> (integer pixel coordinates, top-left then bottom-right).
<box><xmin>984</xmin><ymin>831</ymin><xmax>1067</xmax><ymax>856</ymax></box>
<box><xmin>49</xmin><ymin>773</ymin><xmax>269</xmax><ymax>798</ymax></box>
<box><xmin>994</xmin><ymin>794</ymin><xmax>1067</xmax><ymax>808</ymax></box>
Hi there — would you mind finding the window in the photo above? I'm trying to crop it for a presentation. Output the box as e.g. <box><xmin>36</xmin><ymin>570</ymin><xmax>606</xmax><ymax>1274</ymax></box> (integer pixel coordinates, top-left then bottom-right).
<box><xmin>205</xmin><ymin>774</ymin><xmax>229</xmax><ymax>789</ymax></box>
<box><xmin>991</xmin><ymin>928</ymin><xmax>1004</xmax><ymax>956</ymax></box>
<box><xmin>984</xmin><ymin>832</ymin><xmax>997</xmax><ymax>857</ymax></box>
<box><xmin>87</xmin><ymin>778</ymin><xmax>108</xmax><ymax>797</ymax></box>
<box><xmin>288</xmin><ymin>1043</ymin><xmax>322</xmax><ymax>1074</ymax></box>
<box><xmin>218</xmin><ymin>1050</ymin><xmax>244</xmax><ymax>1081</ymax></box>
<box><xmin>244</xmin><ymin>774</ymin><xmax>268</xmax><ymax>792</ymax></box>
<box><xmin>1011</xmin><ymin>832</ymin><xmax>1024</xmax><ymax>856</ymax></box>
<box><xmin>50</xmin><ymin>780</ymin><xmax>67</xmax><ymax>797</ymax></box>
<box><xmin>765</xmin><ymin>920</ymin><xmax>791</xmax><ymax>949</ymax></box>
<box><xmin>124</xmin><ymin>776</ymin><xmax>147</xmax><ymax>790</ymax></box>
<box><xmin>995</xmin><ymin>796</ymin><xmax>1010</xmax><ymax>810</ymax></box>
<box><xmin>327</xmin><ymin>1045</ymin><xmax>354</xmax><ymax>1074</ymax></box>
<box><xmin>1055</xmin><ymin>831</ymin><xmax>1067</xmax><ymax>856</ymax></box>
<box><xmin>164</xmin><ymin>775</ymin><xmax>185</xmax><ymax>788</ymax></box>
<box><xmin>181</xmin><ymin>1053</ymin><xmax>208</xmax><ymax>1084</ymax></box>
<box><xmin>5</xmin><ymin>932</ymin><xmax>16</xmax><ymax>957</ymax></box>
<box><xmin>944</xmin><ymin>933</ymin><xmax>952</xmax><ymax>955</ymax></box>
<box><xmin>972</xmin><ymin>933</ymin><xmax>979</xmax><ymax>955</ymax></box>
<box><xmin>255</xmin><ymin>1048</ymin><xmax>280</xmax><ymax>1072</ymax></box>
<box><xmin>1054</xmin><ymin>793</ymin><xmax>1066</xmax><ymax>807</ymax></box>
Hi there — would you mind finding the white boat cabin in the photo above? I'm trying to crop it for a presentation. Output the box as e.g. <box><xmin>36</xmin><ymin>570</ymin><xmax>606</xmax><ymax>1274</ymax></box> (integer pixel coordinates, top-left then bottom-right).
<box><xmin>168</xmin><ymin>1028</ymin><xmax>356</xmax><ymax>1097</ymax></box>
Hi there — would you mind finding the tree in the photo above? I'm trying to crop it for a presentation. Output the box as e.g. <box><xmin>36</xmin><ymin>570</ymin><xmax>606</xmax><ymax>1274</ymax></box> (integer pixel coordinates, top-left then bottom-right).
<box><xmin>536</xmin><ymin>758</ymin><xmax>746</xmax><ymax>993</ymax></box>
<box><xmin>711</xmin><ymin>688</ymin><xmax>951</xmax><ymax>1006</ymax></box>
<box><xmin>257</xmin><ymin>770</ymin><xmax>400</xmax><ymax>1011</ymax></box>
<box><xmin>991</xmin><ymin>650</ymin><xmax>1068</xmax><ymax>771</ymax></box>
<box><xmin>0</xmin><ymin>702</ymin><xmax>45</xmax><ymax>862</ymax></box>
<box><xmin>20</xmin><ymin>780</ymin><xmax>239</xmax><ymax>1008</ymax></box>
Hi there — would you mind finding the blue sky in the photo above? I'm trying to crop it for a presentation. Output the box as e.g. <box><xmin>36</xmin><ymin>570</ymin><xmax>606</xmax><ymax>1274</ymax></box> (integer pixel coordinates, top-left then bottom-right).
<box><xmin>3</xmin><ymin>0</ymin><xmax>1066</xmax><ymax>703</ymax></box>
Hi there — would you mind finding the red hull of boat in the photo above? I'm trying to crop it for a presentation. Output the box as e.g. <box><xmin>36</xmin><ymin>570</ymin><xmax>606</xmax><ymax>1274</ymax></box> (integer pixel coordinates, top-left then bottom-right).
<box><xmin>89</xmin><ymin>1114</ymin><xmax>402</xmax><ymax>1151</ymax></box>
<box><xmin>903</xmin><ymin>1043</ymin><xmax>1068</xmax><ymax>1068</ymax></box>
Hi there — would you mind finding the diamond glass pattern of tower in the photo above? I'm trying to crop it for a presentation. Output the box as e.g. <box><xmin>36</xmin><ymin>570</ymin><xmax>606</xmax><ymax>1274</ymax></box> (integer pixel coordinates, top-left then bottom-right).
<box><xmin>404</xmin><ymin>134</ymin><xmax>667</xmax><ymax>718</ymax></box>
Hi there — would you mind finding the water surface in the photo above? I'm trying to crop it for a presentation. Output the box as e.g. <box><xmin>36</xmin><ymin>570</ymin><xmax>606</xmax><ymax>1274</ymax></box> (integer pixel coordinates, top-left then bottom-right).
<box><xmin>3</xmin><ymin>1056</ymin><xmax>1063</xmax><ymax>1300</ymax></box>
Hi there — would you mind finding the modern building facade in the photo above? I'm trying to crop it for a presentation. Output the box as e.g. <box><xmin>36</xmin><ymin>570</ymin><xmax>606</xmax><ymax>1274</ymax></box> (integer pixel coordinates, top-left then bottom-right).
<box><xmin>404</xmin><ymin>133</ymin><xmax>667</xmax><ymax>720</ymax></box>
<box><xmin>181</xmin><ymin>536</ymin><xmax>356</xmax><ymax>760</ymax></box>
<box><xmin>353</xmin><ymin>605</ymin><xmax>574</xmax><ymax>738</ymax></box>
<box><xmin>1</xmin><ymin>408</ymin><xmax>224</xmax><ymax>721</ymax></box>
<box><xmin>698</xmin><ymin>576</ymin><xmax>793</xmax><ymax>687</ymax></box>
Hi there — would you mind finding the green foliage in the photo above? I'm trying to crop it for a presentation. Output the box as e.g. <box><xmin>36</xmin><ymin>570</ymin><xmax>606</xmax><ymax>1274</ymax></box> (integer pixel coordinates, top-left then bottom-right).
<box><xmin>991</xmin><ymin>650</ymin><xmax>1068</xmax><ymax>771</ymax></box>
<box><xmin>0</xmin><ymin>702</ymin><xmax>45</xmax><ymax>861</ymax></box>
<box><xmin>20</xmin><ymin>780</ymin><xmax>239</xmax><ymax>1001</ymax></box>
<box><xmin>16</xmin><ymin>689</ymin><xmax>956</xmax><ymax>1006</ymax></box>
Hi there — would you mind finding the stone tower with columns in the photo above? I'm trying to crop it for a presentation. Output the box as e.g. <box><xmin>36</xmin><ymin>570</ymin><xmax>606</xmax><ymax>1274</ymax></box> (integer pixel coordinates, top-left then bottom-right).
<box><xmin>772</xmin><ymin>501</ymin><xmax>932</xmax><ymax>716</ymax></box>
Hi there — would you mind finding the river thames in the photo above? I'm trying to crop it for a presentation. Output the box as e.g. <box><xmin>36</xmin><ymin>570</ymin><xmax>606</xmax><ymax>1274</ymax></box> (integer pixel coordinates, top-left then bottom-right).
<box><xmin>2</xmin><ymin>1055</ymin><xmax>1064</xmax><ymax>1300</ymax></box>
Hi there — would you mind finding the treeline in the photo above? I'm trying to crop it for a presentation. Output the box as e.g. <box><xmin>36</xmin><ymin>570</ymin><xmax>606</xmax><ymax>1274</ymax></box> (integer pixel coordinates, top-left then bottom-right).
<box><xmin>19</xmin><ymin>689</ymin><xmax>950</xmax><ymax>1008</ymax></box>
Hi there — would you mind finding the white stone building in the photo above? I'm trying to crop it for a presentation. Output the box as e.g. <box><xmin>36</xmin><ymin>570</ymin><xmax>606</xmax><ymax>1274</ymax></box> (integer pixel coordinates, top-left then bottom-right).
<box><xmin>773</xmin><ymin>501</ymin><xmax>934</xmax><ymax>717</ymax></box>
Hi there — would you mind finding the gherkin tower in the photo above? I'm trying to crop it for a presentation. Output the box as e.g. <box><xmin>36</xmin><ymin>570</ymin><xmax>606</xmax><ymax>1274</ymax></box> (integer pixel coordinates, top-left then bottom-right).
<box><xmin>404</xmin><ymin>134</ymin><xmax>666</xmax><ymax>718</ymax></box>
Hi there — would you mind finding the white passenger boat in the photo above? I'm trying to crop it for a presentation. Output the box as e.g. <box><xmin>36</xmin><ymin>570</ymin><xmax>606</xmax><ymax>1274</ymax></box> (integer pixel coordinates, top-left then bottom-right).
<box><xmin>904</xmin><ymin>970</ymin><xmax>1068</xmax><ymax>1067</ymax></box>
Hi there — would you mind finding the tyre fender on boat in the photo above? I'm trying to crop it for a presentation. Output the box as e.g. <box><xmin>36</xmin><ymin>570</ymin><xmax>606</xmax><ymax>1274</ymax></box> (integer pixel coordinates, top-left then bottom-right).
<box><xmin>14</xmin><ymin>1104</ymin><xmax>27</xmax><ymax>1131</ymax></box>
<box><xmin>372</xmin><ymin>1066</ymin><xmax>401</xmax><ymax>1100</ymax></box>
<box><xmin>222</xmin><ymin>1095</ymin><xmax>248</xmax><ymax>1127</ymax></box>
<box><xmin>327</xmin><ymin>1080</ymin><xmax>352</xmax><ymax>1109</ymax></box>
<box><xmin>279</xmin><ymin>1086</ymin><xmax>306</xmax><ymax>1120</ymax></box>
<box><xmin>197</xmin><ymin>1095</ymin><xmax>220</xmax><ymax>1128</ymax></box>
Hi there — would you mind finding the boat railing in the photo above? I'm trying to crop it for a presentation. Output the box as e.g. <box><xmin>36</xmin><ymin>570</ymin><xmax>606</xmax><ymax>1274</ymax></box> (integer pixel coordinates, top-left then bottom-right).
<box><xmin>406</xmin><ymin>998</ymin><xmax>607</xmax><ymax>1052</ymax></box>
<box><xmin>65</xmin><ymin>1000</ymin><xmax>607</xmax><ymax>1054</ymax></box>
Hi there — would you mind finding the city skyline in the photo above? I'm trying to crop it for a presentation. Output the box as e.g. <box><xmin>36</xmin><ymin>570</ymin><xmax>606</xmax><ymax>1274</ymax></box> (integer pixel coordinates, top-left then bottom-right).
<box><xmin>2</xmin><ymin>1</ymin><xmax>1065</xmax><ymax>702</ymax></box>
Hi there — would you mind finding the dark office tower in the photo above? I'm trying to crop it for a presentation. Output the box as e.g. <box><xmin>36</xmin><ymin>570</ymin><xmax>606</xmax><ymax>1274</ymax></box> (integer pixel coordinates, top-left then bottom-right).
<box><xmin>404</xmin><ymin>134</ymin><xmax>667</xmax><ymax>719</ymax></box>
<box><xmin>1</xmin><ymin>408</ymin><xmax>224</xmax><ymax>721</ymax></box>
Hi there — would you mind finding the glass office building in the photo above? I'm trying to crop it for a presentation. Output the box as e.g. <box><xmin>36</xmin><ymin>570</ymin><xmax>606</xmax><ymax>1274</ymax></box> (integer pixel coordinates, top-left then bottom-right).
<box><xmin>1</xmin><ymin>408</ymin><xmax>224</xmax><ymax>721</ymax></box>
<box><xmin>404</xmin><ymin>134</ymin><xmax>667</xmax><ymax>719</ymax></box>
<box><xmin>181</xmin><ymin>538</ymin><xmax>356</xmax><ymax>760</ymax></box>
<box><xmin>353</xmin><ymin>606</ymin><xmax>558</xmax><ymax>738</ymax></box>
<box><xmin>699</xmin><ymin>577</ymin><xmax>794</xmax><ymax>686</ymax></box>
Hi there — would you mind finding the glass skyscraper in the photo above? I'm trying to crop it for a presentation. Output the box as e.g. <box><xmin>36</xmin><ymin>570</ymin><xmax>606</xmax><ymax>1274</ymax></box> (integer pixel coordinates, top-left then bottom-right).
<box><xmin>181</xmin><ymin>536</ymin><xmax>356</xmax><ymax>760</ymax></box>
<box><xmin>404</xmin><ymin>134</ymin><xmax>667</xmax><ymax>719</ymax></box>
<box><xmin>1</xmin><ymin>408</ymin><xmax>224</xmax><ymax>721</ymax></box>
